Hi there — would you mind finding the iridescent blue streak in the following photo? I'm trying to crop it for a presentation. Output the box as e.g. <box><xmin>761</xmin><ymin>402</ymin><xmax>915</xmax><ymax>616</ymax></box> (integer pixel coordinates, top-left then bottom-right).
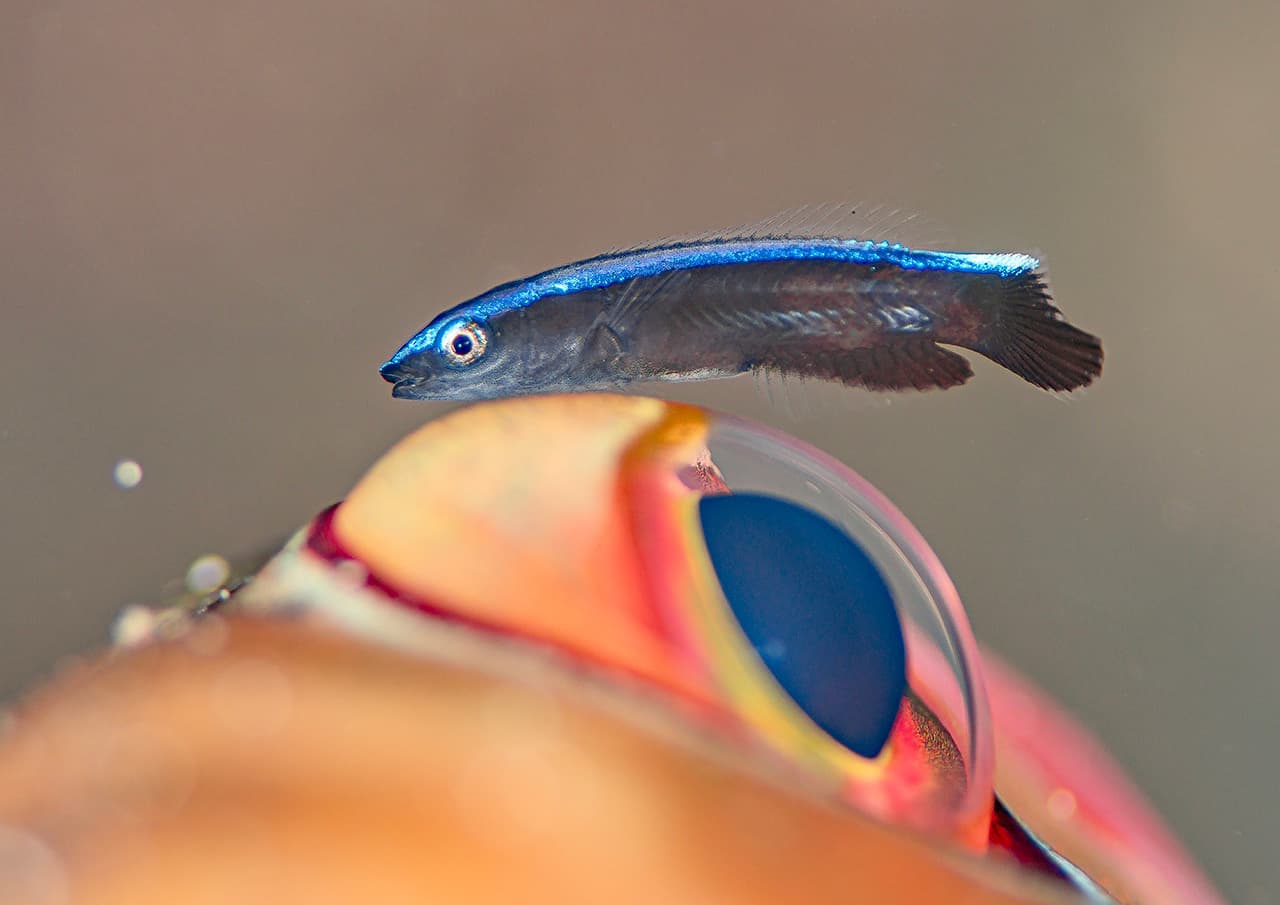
<box><xmin>393</xmin><ymin>238</ymin><xmax>1039</xmax><ymax>359</ymax></box>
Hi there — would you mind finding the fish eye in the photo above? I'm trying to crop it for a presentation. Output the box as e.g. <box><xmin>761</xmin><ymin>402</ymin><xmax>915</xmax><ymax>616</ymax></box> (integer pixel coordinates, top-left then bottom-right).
<box><xmin>439</xmin><ymin>320</ymin><xmax>488</xmax><ymax>367</ymax></box>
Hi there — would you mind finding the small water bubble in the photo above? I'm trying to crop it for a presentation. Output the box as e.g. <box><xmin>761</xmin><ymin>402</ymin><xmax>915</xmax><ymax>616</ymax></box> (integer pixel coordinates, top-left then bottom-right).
<box><xmin>112</xmin><ymin>605</ymin><xmax>159</xmax><ymax>646</ymax></box>
<box><xmin>112</xmin><ymin>459</ymin><xmax>143</xmax><ymax>489</ymax></box>
<box><xmin>186</xmin><ymin>554</ymin><xmax>231</xmax><ymax>594</ymax></box>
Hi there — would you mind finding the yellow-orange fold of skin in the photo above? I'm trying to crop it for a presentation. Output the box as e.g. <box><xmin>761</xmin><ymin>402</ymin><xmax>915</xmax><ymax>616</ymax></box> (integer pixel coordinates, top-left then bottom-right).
<box><xmin>0</xmin><ymin>618</ymin><xmax>1079</xmax><ymax>905</ymax></box>
<box><xmin>334</xmin><ymin>394</ymin><xmax>717</xmax><ymax>704</ymax></box>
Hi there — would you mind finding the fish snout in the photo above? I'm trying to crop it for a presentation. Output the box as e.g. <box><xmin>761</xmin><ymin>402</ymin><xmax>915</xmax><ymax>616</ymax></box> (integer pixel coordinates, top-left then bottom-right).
<box><xmin>379</xmin><ymin>360</ymin><xmax>410</xmax><ymax>384</ymax></box>
<box><xmin>380</xmin><ymin>359</ymin><xmax>431</xmax><ymax>398</ymax></box>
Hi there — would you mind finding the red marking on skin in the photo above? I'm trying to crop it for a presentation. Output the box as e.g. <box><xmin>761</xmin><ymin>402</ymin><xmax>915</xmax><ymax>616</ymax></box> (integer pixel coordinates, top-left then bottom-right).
<box><xmin>307</xmin><ymin>503</ymin><xmax>480</xmax><ymax>630</ymax></box>
<box><xmin>304</xmin><ymin>502</ymin><xmax>734</xmax><ymax>725</ymax></box>
<box><xmin>987</xmin><ymin>798</ymin><xmax>1089</xmax><ymax>889</ymax></box>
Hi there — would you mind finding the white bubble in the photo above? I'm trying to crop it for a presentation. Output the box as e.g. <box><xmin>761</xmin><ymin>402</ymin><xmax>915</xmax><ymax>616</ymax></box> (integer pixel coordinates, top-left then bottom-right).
<box><xmin>112</xmin><ymin>604</ymin><xmax>158</xmax><ymax>646</ymax></box>
<box><xmin>186</xmin><ymin>554</ymin><xmax>231</xmax><ymax>594</ymax></box>
<box><xmin>112</xmin><ymin>459</ymin><xmax>143</xmax><ymax>489</ymax></box>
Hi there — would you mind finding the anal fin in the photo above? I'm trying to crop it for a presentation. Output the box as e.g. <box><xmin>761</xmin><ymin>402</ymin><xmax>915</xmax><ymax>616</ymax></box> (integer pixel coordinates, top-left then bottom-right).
<box><xmin>757</xmin><ymin>338</ymin><xmax>974</xmax><ymax>392</ymax></box>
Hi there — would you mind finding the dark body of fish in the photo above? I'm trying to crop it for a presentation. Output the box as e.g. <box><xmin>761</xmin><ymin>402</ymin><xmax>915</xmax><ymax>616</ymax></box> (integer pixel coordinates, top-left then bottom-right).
<box><xmin>380</xmin><ymin>234</ymin><xmax>1103</xmax><ymax>401</ymax></box>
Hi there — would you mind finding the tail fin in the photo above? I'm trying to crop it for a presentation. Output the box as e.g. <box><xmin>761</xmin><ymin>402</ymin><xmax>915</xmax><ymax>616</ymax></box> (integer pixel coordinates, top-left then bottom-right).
<box><xmin>969</xmin><ymin>272</ymin><xmax>1103</xmax><ymax>392</ymax></box>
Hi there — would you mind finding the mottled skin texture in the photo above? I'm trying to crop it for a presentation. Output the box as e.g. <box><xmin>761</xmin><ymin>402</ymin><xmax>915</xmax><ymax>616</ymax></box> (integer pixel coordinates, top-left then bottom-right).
<box><xmin>381</xmin><ymin>260</ymin><xmax>1036</xmax><ymax>400</ymax></box>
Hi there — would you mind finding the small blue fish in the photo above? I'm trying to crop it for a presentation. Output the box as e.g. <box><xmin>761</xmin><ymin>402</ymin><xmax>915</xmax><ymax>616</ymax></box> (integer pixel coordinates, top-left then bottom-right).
<box><xmin>379</xmin><ymin>210</ymin><xmax>1102</xmax><ymax>401</ymax></box>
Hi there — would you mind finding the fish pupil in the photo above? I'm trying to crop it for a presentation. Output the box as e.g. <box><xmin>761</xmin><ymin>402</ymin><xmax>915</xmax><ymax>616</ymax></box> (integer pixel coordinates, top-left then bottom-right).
<box><xmin>451</xmin><ymin>334</ymin><xmax>473</xmax><ymax>356</ymax></box>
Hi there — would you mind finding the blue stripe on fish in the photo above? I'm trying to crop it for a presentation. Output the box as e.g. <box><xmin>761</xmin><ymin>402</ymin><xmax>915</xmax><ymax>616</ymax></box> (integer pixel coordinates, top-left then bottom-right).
<box><xmin>392</xmin><ymin>238</ymin><xmax>1039</xmax><ymax>359</ymax></box>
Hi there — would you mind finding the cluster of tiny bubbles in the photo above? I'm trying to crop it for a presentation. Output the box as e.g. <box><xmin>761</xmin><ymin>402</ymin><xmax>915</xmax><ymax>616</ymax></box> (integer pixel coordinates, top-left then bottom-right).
<box><xmin>185</xmin><ymin>554</ymin><xmax>232</xmax><ymax>595</ymax></box>
<box><xmin>112</xmin><ymin>603</ymin><xmax>230</xmax><ymax>652</ymax></box>
<box><xmin>112</xmin><ymin>458</ymin><xmax>143</xmax><ymax>489</ymax></box>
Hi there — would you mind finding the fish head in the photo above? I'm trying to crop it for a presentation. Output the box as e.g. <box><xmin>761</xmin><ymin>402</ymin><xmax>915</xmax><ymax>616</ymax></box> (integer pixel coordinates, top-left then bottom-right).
<box><xmin>380</xmin><ymin>307</ymin><xmax>525</xmax><ymax>401</ymax></box>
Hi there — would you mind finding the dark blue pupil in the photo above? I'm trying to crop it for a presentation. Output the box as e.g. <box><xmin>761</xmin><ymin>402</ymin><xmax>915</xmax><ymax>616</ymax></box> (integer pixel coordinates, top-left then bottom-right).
<box><xmin>450</xmin><ymin>334</ymin><xmax>473</xmax><ymax>356</ymax></box>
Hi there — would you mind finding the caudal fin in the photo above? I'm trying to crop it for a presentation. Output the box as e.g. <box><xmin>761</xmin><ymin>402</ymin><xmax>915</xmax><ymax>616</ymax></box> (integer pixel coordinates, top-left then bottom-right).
<box><xmin>970</xmin><ymin>272</ymin><xmax>1103</xmax><ymax>392</ymax></box>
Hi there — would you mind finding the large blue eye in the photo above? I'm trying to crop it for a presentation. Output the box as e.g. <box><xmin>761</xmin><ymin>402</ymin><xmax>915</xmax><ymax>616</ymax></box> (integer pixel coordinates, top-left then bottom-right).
<box><xmin>697</xmin><ymin>493</ymin><xmax>907</xmax><ymax>759</ymax></box>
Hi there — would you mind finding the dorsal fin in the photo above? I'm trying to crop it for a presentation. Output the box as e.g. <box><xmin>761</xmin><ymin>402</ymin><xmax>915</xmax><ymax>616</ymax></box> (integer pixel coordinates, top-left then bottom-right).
<box><xmin>605</xmin><ymin>203</ymin><xmax>952</xmax><ymax>256</ymax></box>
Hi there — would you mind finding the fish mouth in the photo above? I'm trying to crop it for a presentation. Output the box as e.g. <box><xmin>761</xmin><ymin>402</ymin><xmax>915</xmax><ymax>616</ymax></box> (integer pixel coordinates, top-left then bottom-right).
<box><xmin>380</xmin><ymin>360</ymin><xmax>432</xmax><ymax>399</ymax></box>
<box><xmin>390</xmin><ymin>377</ymin><xmax>430</xmax><ymax>399</ymax></box>
<box><xmin>379</xmin><ymin>359</ymin><xmax>409</xmax><ymax>383</ymax></box>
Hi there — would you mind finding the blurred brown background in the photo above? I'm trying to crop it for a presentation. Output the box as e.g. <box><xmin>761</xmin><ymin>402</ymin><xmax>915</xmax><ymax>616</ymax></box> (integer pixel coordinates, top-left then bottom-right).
<box><xmin>1</xmin><ymin>2</ymin><xmax>1275</xmax><ymax>901</ymax></box>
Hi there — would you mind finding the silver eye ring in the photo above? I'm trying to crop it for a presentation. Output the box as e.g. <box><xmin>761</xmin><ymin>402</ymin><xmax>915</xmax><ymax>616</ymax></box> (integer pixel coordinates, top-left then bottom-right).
<box><xmin>439</xmin><ymin>320</ymin><xmax>488</xmax><ymax>367</ymax></box>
